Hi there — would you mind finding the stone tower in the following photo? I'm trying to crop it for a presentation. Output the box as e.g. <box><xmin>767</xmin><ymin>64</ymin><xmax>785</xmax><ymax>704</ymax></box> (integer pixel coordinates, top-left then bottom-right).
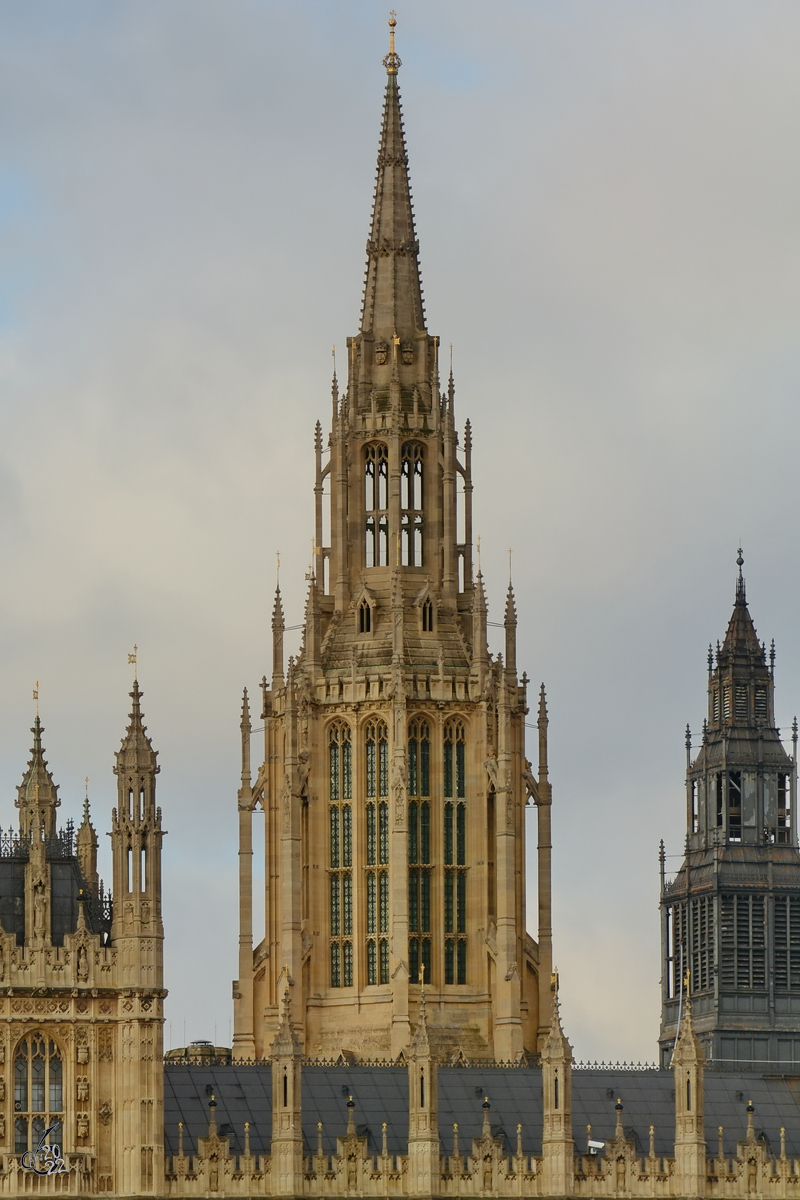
<box><xmin>659</xmin><ymin>554</ymin><xmax>800</xmax><ymax>1069</ymax></box>
<box><xmin>0</xmin><ymin>679</ymin><xmax>164</xmax><ymax>1194</ymax></box>
<box><xmin>233</xmin><ymin>17</ymin><xmax>553</xmax><ymax>1063</ymax></box>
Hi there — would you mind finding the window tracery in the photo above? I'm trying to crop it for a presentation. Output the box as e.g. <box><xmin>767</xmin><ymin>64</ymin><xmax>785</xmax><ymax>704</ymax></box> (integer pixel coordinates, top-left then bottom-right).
<box><xmin>408</xmin><ymin>719</ymin><xmax>432</xmax><ymax>984</ymax></box>
<box><xmin>444</xmin><ymin>720</ymin><xmax>467</xmax><ymax>985</ymax></box>
<box><xmin>328</xmin><ymin>723</ymin><xmax>352</xmax><ymax>987</ymax></box>
<box><xmin>14</xmin><ymin>1034</ymin><xmax>63</xmax><ymax>1154</ymax></box>
<box><xmin>401</xmin><ymin>443</ymin><xmax>423</xmax><ymax>567</ymax></box>
<box><xmin>365</xmin><ymin>445</ymin><xmax>389</xmax><ymax>567</ymax></box>
<box><xmin>365</xmin><ymin>720</ymin><xmax>389</xmax><ymax>984</ymax></box>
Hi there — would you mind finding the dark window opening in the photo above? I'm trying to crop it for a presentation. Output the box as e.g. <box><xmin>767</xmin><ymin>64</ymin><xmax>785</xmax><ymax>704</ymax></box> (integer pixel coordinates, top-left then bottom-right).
<box><xmin>365</xmin><ymin>445</ymin><xmax>389</xmax><ymax>567</ymax></box>
<box><xmin>728</xmin><ymin>770</ymin><xmax>742</xmax><ymax>841</ymax></box>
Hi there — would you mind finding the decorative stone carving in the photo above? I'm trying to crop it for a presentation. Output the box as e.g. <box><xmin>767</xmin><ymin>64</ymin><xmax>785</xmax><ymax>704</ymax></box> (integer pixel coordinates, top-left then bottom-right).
<box><xmin>98</xmin><ymin>1029</ymin><xmax>114</xmax><ymax>1062</ymax></box>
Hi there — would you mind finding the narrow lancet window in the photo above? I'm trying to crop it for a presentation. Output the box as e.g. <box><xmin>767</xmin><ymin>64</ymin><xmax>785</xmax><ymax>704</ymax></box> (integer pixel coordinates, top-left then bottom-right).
<box><xmin>328</xmin><ymin>722</ymin><xmax>352</xmax><ymax>987</ymax></box>
<box><xmin>444</xmin><ymin>720</ymin><xmax>467</xmax><ymax>984</ymax></box>
<box><xmin>365</xmin><ymin>445</ymin><xmax>389</xmax><ymax>567</ymax></box>
<box><xmin>401</xmin><ymin>443</ymin><xmax>424</xmax><ymax>566</ymax></box>
<box><xmin>366</xmin><ymin>720</ymin><xmax>389</xmax><ymax>984</ymax></box>
<box><xmin>408</xmin><ymin>719</ymin><xmax>432</xmax><ymax>983</ymax></box>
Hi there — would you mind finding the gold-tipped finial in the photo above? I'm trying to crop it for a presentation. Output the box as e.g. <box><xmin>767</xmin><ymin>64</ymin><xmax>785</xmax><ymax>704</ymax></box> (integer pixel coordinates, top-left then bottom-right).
<box><xmin>32</xmin><ymin>681</ymin><xmax>39</xmax><ymax>718</ymax></box>
<box><xmin>383</xmin><ymin>11</ymin><xmax>401</xmax><ymax>73</ymax></box>
<box><xmin>127</xmin><ymin>644</ymin><xmax>138</xmax><ymax>682</ymax></box>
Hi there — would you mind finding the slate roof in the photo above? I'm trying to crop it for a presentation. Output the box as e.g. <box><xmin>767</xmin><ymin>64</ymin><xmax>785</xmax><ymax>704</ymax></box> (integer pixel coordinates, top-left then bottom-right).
<box><xmin>164</xmin><ymin>1065</ymin><xmax>800</xmax><ymax>1162</ymax></box>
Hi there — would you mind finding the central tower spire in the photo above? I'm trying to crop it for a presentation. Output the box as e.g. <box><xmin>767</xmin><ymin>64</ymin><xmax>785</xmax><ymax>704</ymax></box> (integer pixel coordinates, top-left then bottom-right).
<box><xmin>235</xmin><ymin>18</ymin><xmax>551</xmax><ymax>1066</ymax></box>
<box><xmin>360</xmin><ymin>14</ymin><xmax>426</xmax><ymax>341</ymax></box>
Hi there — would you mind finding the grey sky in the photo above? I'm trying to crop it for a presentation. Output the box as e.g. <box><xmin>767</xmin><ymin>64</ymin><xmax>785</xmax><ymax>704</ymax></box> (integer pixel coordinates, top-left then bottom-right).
<box><xmin>0</xmin><ymin>0</ymin><xmax>797</xmax><ymax>1061</ymax></box>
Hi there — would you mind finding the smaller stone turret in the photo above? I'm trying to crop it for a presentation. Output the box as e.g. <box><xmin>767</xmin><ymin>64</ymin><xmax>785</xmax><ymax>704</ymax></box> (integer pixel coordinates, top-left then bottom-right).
<box><xmin>16</xmin><ymin>714</ymin><xmax>60</xmax><ymax>838</ymax></box>
<box><xmin>270</xmin><ymin>981</ymin><xmax>304</xmax><ymax>1196</ymax></box>
<box><xmin>406</xmin><ymin>985</ymin><xmax>439</xmax><ymax>1196</ymax></box>
<box><xmin>672</xmin><ymin>999</ymin><xmax>707</xmax><ymax>1199</ymax></box>
<box><xmin>76</xmin><ymin>785</ymin><xmax>99</xmax><ymax>892</ymax></box>
<box><xmin>540</xmin><ymin>981</ymin><xmax>574</xmax><ymax>1198</ymax></box>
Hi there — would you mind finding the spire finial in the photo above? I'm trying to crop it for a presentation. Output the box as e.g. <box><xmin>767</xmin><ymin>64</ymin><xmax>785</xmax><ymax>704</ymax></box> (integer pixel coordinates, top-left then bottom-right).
<box><xmin>84</xmin><ymin>776</ymin><xmax>90</xmax><ymax>820</ymax></box>
<box><xmin>33</xmin><ymin>681</ymin><xmax>39</xmax><ymax>719</ymax></box>
<box><xmin>735</xmin><ymin>548</ymin><xmax>746</xmax><ymax>605</ymax></box>
<box><xmin>383</xmin><ymin>12</ymin><xmax>401</xmax><ymax>74</ymax></box>
<box><xmin>128</xmin><ymin>644</ymin><xmax>138</xmax><ymax>682</ymax></box>
<box><xmin>276</xmin><ymin>551</ymin><xmax>281</xmax><ymax>590</ymax></box>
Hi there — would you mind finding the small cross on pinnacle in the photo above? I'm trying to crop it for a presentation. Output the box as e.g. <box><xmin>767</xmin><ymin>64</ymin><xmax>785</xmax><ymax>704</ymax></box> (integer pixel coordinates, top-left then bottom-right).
<box><xmin>32</xmin><ymin>681</ymin><xmax>39</xmax><ymax>718</ymax></box>
<box><xmin>127</xmin><ymin>645</ymin><xmax>138</xmax><ymax>682</ymax></box>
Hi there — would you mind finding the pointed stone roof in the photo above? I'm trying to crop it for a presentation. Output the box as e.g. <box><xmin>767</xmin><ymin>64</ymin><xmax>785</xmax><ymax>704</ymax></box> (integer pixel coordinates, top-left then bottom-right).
<box><xmin>272</xmin><ymin>584</ymin><xmax>284</xmax><ymax>631</ymax></box>
<box><xmin>360</xmin><ymin>25</ymin><xmax>426</xmax><ymax>340</ymax></box>
<box><xmin>76</xmin><ymin>792</ymin><xmax>97</xmax><ymax>851</ymax></box>
<box><xmin>671</xmin><ymin>998</ymin><xmax>704</xmax><ymax>1068</ymax></box>
<box><xmin>719</xmin><ymin>551</ymin><xmax>765</xmax><ymax>666</ymax></box>
<box><xmin>114</xmin><ymin>680</ymin><xmax>159</xmax><ymax>775</ymax></box>
<box><xmin>504</xmin><ymin>582</ymin><xmax>517</xmax><ymax>627</ymax></box>
<box><xmin>16</xmin><ymin>716</ymin><xmax>60</xmax><ymax>836</ymax></box>
<box><xmin>270</xmin><ymin>986</ymin><xmax>302</xmax><ymax>1059</ymax></box>
<box><xmin>540</xmin><ymin>994</ymin><xmax>573</xmax><ymax>1064</ymax></box>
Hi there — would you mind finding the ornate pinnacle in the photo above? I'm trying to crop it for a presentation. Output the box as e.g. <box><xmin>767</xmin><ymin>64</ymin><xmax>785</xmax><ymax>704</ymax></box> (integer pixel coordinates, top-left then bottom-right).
<box><xmin>735</xmin><ymin>547</ymin><xmax>746</xmax><ymax>605</ymax></box>
<box><xmin>383</xmin><ymin>12</ymin><xmax>401</xmax><ymax>74</ymax></box>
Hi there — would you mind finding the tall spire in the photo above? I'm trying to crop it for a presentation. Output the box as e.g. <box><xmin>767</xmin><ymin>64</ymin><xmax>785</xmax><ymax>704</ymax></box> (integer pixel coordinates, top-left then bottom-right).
<box><xmin>360</xmin><ymin>13</ymin><xmax>426</xmax><ymax>340</ymax></box>
<box><xmin>116</xmin><ymin>679</ymin><xmax>159</xmax><ymax>773</ymax></box>
<box><xmin>718</xmin><ymin>548</ymin><xmax>764</xmax><ymax>669</ymax></box>
<box><xmin>16</xmin><ymin>714</ymin><xmax>60</xmax><ymax>838</ymax></box>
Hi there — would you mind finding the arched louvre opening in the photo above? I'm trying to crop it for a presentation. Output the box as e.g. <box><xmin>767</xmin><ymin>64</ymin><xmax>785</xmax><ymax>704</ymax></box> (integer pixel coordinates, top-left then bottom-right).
<box><xmin>365</xmin><ymin>445</ymin><xmax>389</xmax><ymax>567</ymax></box>
<box><xmin>444</xmin><ymin>720</ymin><xmax>467</xmax><ymax>985</ymax></box>
<box><xmin>408</xmin><ymin>718</ymin><xmax>431</xmax><ymax>983</ymax></box>
<box><xmin>328</xmin><ymin>722</ymin><xmax>352</xmax><ymax>988</ymax></box>
<box><xmin>365</xmin><ymin>719</ymin><xmax>389</xmax><ymax>984</ymax></box>
<box><xmin>14</xmin><ymin>1034</ymin><xmax>63</xmax><ymax>1153</ymax></box>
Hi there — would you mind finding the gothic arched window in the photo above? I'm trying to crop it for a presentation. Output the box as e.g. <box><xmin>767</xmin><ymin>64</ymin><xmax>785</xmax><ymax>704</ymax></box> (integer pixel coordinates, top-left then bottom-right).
<box><xmin>408</xmin><ymin>719</ymin><xmax>432</xmax><ymax>984</ymax></box>
<box><xmin>401</xmin><ymin>443</ymin><xmax>423</xmax><ymax>567</ymax></box>
<box><xmin>14</xmin><ymin>1033</ymin><xmax>63</xmax><ymax>1154</ymax></box>
<box><xmin>421</xmin><ymin>597</ymin><xmax>434</xmax><ymax>632</ymax></box>
<box><xmin>365</xmin><ymin>445</ymin><xmax>389</xmax><ymax>567</ymax></box>
<box><xmin>444</xmin><ymin>720</ymin><xmax>467</xmax><ymax>985</ymax></box>
<box><xmin>365</xmin><ymin>719</ymin><xmax>389</xmax><ymax>984</ymax></box>
<box><xmin>358</xmin><ymin>599</ymin><xmax>372</xmax><ymax>635</ymax></box>
<box><xmin>328</xmin><ymin>723</ymin><xmax>352</xmax><ymax>988</ymax></box>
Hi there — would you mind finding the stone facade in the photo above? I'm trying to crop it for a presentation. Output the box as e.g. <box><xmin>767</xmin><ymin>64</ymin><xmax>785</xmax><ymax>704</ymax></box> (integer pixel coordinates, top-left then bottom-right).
<box><xmin>0</xmin><ymin>680</ymin><xmax>164</xmax><ymax>1194</ymax></box>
